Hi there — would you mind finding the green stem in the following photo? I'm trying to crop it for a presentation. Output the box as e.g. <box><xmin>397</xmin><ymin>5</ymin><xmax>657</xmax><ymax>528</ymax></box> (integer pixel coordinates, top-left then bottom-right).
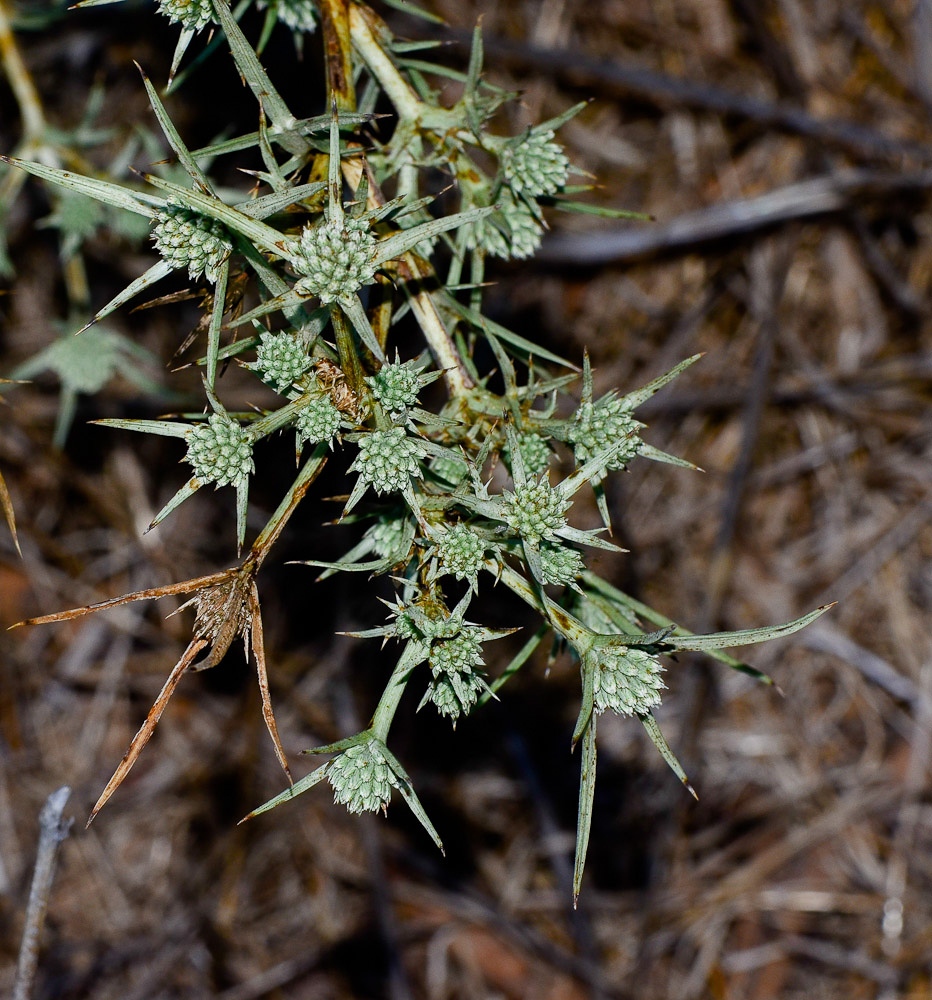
<box><xmin>370</xmin><ymin>656</ymin><xmax>412</xmax><ymax>741</ymax></box>
<box><xmin>348</xmin><ymin>4</ymin><xmax>422</xmax><ymax>122</ymax></box>
<box><xmin>249</xmin><ymin>443</ymin><xmax>328</xmax><ymax>567</ymax></box>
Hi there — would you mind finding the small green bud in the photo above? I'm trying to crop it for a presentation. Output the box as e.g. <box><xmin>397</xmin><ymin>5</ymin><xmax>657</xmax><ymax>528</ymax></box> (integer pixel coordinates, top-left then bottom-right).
<box><xmin>368</xmin><ymin>516</ymin><xmax>410</xmax><ymax>559</ymax></box>
<box><xmin>293</xmin><ymin>216</ymin><xmax>378</xmax><ymax>304</ymax></box>
<box><xmin>467</xmin><ymin>193</ymin><xmax>543</xmax><ymax>261</ymax></box>
<box><xmin>425</xmin><ymin>629</ymin><xmax>487</xmax><ymax>721</ymax></box>
<box><xmin>430</xmin><ymin>453</ymin><xmax>468</xmax><ymax>485</ymax></box>
<box><xmin>538</xmin><ymin>542</ymin><xmax>584</xmax><ymax>586</ymax></box>
<box><xmin>435</xmin><ymin>524</ymin><xmax>485</xmax><ymax>582</ymax></box>
<box><xmin>186</xmin><ymin>414</ymin><xmax>254</xmax><ymax>487</ymax></box>
<box><xmin>366</xmin><ymin>361</ymin><xmax>421</xmax><ymax>412</ymax></box>
<box><xmin>157</xmin><ymin>0</ymin><xmax>214</xmax><ymax>30</ymax></box>
<box><xmin>593</xmin><ymin>647</ymin><xmax>665</xmax><ymax>717</ymax></box>
<box><xmin>429</xmin><ymin>629</ymin><xmax>484</xmax><ymax>674</ymax></box>
<box><xmin>294</xmin><ymin>393</ymin><xmax>341</xmax><ymax>446</ymax></box>
<box><xmin>568</xmin><ymin>397</ymin><xmax>641</xmax><ymax>474</ymax></box>
<box><xmin>249</xmin><ymin>332</ymin><xmax>312</xmax><ymax>392</ymax></box>
<box><xmin>152</xmin><ymin>206</ymin><xmax>232</xmax><ymax>283</ymax></box>
<box><xmin>351</xmin><ymin>426</ymin><xmax>424</xmax><ymax>494</ymax></box>
<box><xmin>507</xmin><ymin>431</ymin><xmax>551</xmax><ymax>477</ymax></box>
<box><xmin>327</xmin><ymin>740</ymin><xmax>400</xmax><ymax>814</ymax></box>
<box><xmin>258</xmin><ymin>0</ymin><xmax>317</xmax><ymax>32</ymax></box>
<box><xmin>502</xmin><ymin>476</ymin><xmax>571</xmax><ymax>545</ymax></box>
<box><xmin>502</xmin><ymin>130</ymin><xmax>569</xmax><ymax>197</ymax></box>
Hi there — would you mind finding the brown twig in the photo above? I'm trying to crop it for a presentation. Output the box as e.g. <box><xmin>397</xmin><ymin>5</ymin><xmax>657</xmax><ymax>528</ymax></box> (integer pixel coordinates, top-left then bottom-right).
<box><xmin>13</xmin><ymin>786</ymin><xmax>72</xmax><ymax>1000</ymax></box>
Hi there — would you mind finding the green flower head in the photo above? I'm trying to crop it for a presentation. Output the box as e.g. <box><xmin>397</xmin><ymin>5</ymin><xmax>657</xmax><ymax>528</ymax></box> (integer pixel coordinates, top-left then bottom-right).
<box><xmin>502</xmin><ymin>475</ymin><xmax>571</xmax><ymax>545</ymax></box>
<box><xmin>185</xmin><ymin>413</ymin><xmax>254</xmax><ymax>488</ymax></box>
<box><xmin>292</xmin><ymin>215</ymin><xmax>378</xmax><ymax>305</ymax></box>
<box><xmin>592</xmin><ymin>647</ymin><xmax>665</xmax><ymax>717</ymax></box>
<box><xmin>157</xmin><ymin>0</ymin><xmax>214</xmax><ymax>30</ymax></box>
<box><xmin>152</xmin><ymin>205</ymin><xmax>232</xmax><ymax>283</ymax></box>
<box><xmin>248</xmin><ymin>332</ymin><xmax>312</xmax><ymax>393</ymax></box>
<box><xmin>327</xmin><ymin>739</ymin><xmax>400</xmax><ymax>814</ymax></box>
<box><xmin>351</xmin><ymin>426</ymin><xmax>425</xmax><ymax>494</ymax></box>
<box><xmin>502</xmin><ymin>129</ymin><xmax>570</xmax><ymax>197</ymax></box>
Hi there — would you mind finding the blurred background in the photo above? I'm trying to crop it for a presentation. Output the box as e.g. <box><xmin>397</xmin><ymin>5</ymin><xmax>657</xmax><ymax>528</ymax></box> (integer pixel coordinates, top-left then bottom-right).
<box><xmin>2</xmin><ymin>0</ymin><xmax>932</xmax><ymax>997</ymax></box>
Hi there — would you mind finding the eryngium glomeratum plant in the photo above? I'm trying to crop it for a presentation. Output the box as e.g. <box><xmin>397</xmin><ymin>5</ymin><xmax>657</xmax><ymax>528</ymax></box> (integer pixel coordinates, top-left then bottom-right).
<box><xmin>6</xmin><ymin>0</ymin><xmax>831</xmax><ymax>899</ymax></box>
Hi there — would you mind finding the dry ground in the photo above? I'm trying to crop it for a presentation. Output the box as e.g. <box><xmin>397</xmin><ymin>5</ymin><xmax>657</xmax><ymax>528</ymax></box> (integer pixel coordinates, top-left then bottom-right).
<box><xmin>2</xmin><ymin>1</ymin><xmax>932</xmax><ymax>998</ymax></box>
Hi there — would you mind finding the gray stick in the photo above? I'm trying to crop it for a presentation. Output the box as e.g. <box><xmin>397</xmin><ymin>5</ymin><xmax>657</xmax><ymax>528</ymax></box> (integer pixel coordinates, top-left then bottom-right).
<box><xmin>13</xmin><ymin>786</ymin><xmax>73</xmax><ymax>1000</ymax></box>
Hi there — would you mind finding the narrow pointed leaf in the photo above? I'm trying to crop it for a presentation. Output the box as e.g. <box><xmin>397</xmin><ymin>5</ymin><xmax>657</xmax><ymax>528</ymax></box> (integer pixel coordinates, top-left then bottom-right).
<box><xmin>205</xmin><ymin>257</ymin><xmax>229</xmax><ymax>391</ymax></box>
<box><xmin>623</xmin><ymin>354</ymin><xmax>703</xmax><ymax>410</ymax></box>
<box><xmin>444</xmin><ymin>294</ymin><xmax>577</xmax><ymax>369</ymax></box>
<box><xmin>0</xmin><ymin>470</ymin><xmax>21</xmax><ymax>557</ymax></box>
<box><xmin>637</xmin><ymin>444</ymin><xmax>700</xmax><ymax>470</ymax></box>
<box><xmin>79</xmin><ymin>260</ymin><xmax>174</xmax><ymax>334</ymax></box>
<box><xmin>149</xmin><ymin>478</ymin><xmax>201</xmax><ymax>531</ymax></box>
<box><xmin>239</xmin><ymin>762</ymin><xmax>330</xmax><ymax>822</ymax></box>
<box><xmin>212</xmin><ymin>0</ymin><xmax>304</xmax><ymax>145</ymax></box>
<box><xmin>668</xmin><ymin>605</ymin><xmax>834</xmax><ymax>652</ymax></box>
<box><xmin>138</xmin><ymin>64</ymin><xmax>213</xmax><ymax>193</ymax></box>
<box><xmin>341</xmin><ymin>296</ymin><xmax>388</xmax><ymax>363</ymax></box>
<box><xmin>93</xmin><ymin>418</ymin><xmax>190</xmax><ymax>438</ymax></box>
<box><xmin>1</xmin><ymin>156</ymin><xmax>163</xmax><ymax>216</ymax></box>
<box><xmin>639</xmin><ymin>712</ymin><xmax>697</xmax><ymax>799</ymax></box>
<box><xmin>169</xmin><ymin>28</ymin><xmax>196</xmax><ymax>85</ymax></box>
<box><xmin>237</xmin><ymin>182</ymin><xmax>325</xmax><ymax>219</ymax></box>
<box><xmin>377</xmin><ymin>206</ymin><xmax>495</xmax><ymax>262</ymax></box>
<box><xmin>573</xmin><ymin>711</ymin><xmax>597</xmax><ymax>905</ymax></box>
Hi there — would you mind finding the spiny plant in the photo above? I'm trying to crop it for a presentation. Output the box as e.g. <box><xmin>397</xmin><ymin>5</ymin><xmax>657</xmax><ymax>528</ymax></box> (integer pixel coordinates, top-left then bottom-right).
<box><xmin>4</xmin><ymin>0</ymin><xmax>831</xmax><ymax>900</ymax></box>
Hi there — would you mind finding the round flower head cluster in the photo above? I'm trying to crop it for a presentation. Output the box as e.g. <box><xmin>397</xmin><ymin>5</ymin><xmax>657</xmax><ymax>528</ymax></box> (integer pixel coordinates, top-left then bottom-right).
<box><xmin>292</xmin><ymin>215</ymin><xmax>378</xmax><ymax>304</ymax></box>
<box><xmin>250</xmin><ymin>332</ymin><xmax>311</xmax><ymax>392</ymax></box>
<box><xmin>152</xmin><ymin>206</ymin><xmax>232</xmax><ymax>283</ymax></box>
<box><xmin>295</xmin><ymin>393</ymin><xmax>341</xmax><ymax>446</ymax></box>
<box><xmin>425</xmin><ymin>629</ymin><xmax>487</xmax><ymax>722</ymax></box>
<box><xmin>368</xmin><ymin>516</ymin><xmax>410</xmax><ymax>560</ymax></box>
<box><xmin>258</xmin><ymin>0</ymin><xmax>318</xmax><ymax>32</ymax></box>
<box><xmin>539</xmin><ymin>541</ymin><xmax>584</xmax><ymax>586</ymax></box>
<box><xmin>592</xmin><ymin>647</ymin><xmax>665</xmax><ymax>717</ymax></box>
<box><xmin>366</xmin><ymin>361</ymin><xmax>421</xmax><ymax>412</ymax></box>
<box><xmin>502</xmin><ymin>130</ymin><xmax>570</xmax><ymax>197</ymax></box>
<box><xmin>393</xmin><ymin>600</ymin><xmax>461</xmax><ymax>642</ymax></box>
<box><xmin>568</xmin><ymin>396</ymin><xmax>641</xmax><ymax>474</ymax></box>
<box><xmin>508</xmin><ymin>431</ymin><xmax>551</xmax><ymax>477</ymax></box>
<box><xmin>186</xmin><ymin>414</ymin><xmax>254</xmax><ymax>487</ymax></box>
<box><xmin>431</xmin><ymin>453</ymin><xmax>468</xmax><ymax>485</ymax></box>
<box><xmin>503</xmin><ymin>476</ymin><xmax>571</xmax><ymax>545</ymax></box>
<box><xmin>429</xmin><ymin>628</ymin><xmax>484</xmax><ymax>674</ymax></box>
<box><xmin>158</xmin><ymin>0</ymin><xmax>214</xmax><ymax>30</ymax></box>
<box><xmin>327</xmin><ymin>740</ymin><xmax>400</xmax><ymax>814</ymax></box>
<box><xmin>468</xmin><ymin>194</ymin><xmax>544</xmax><ymax>261</ymax></box>
<box><xmin>435</xmin><ymin>524</ymin><xmax>485</xmax><ymax>581</ymax></box>
<box><xmin>351</xmin><ymin>426</ymin><xmax>423</xmax><ymax>494</ymax></box>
